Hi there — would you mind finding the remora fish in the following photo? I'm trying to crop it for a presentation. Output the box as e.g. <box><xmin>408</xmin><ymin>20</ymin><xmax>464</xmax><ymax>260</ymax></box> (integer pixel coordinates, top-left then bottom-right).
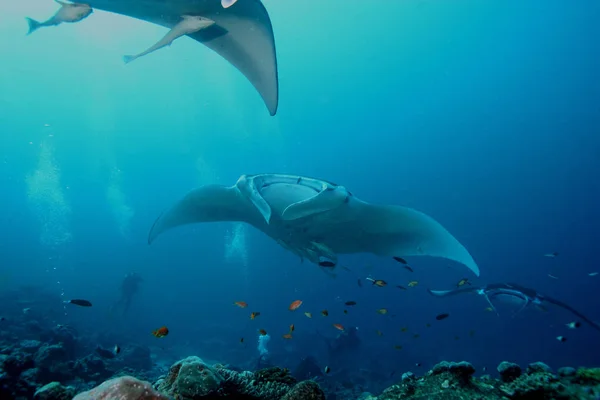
<box><xmin>25</xmin><ymin>1</ymin><xmax>93</xmax><ymax>35</ymax></box>
<box><xmin>123</xmin><ymin>15</ymin><xmax>215</xmax><ymax>64</ymax></box>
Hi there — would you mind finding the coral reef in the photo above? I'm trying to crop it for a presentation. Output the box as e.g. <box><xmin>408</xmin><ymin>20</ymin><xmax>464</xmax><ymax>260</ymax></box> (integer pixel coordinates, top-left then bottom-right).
<box><xmin>377</xmin><ymin>360</ymin><xmax>600</xmax><ymax>400</ymax></box>
<box><xmin>150</xmin><ymin>359</ymin><xmax>324</xmax><ymax>400</ymax></box>
<box><xmin>73</xmin><ymin>376</ymin><xmax>169</xmax><ymax>400</ymax></box>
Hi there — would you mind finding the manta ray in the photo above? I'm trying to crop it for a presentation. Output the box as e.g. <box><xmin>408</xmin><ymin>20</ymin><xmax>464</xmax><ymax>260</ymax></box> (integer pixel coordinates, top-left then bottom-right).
<box><xmin>84</xmin><ymin>0</ymin><xmax>278</xmax><ymax>115</ymax></box>
<box><xmin>428</xmin><ymin>282</ymin><xmax>600</xmax><ymax>331</ymax></box>
<box><xmin>148</xmin><ymin>174</ymin><xmax>480</xmax><ymax>276</ymax></box>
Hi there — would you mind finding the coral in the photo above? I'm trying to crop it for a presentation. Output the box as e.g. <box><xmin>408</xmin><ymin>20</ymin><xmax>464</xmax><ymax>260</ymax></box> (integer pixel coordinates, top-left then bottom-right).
<box><xmin>292</xmin><ymin>356</ymin><xmax>323</xmax><ymax>381</ymax></box>
<box><xmin>33</xmin><ymin>382</ymin><xmax>76</xmax><ymax>400</ymax></box>
<box><xmin>20</xmin><ymin>340</ymin><xmax>42</xmax><ymax>354</ymax></box>
<box><xmin>254</xmin><ymin>367</ymin><xmax>297</xmax><ymax>386</ymax></box>
<box><xmin>216</xmin><ymin>367</ymin><xmax>292</xmax><ymax>400</ymax></box>
<box><xmin>500</xmin><ymin>365</ymin><xmax>568</xmax><ymax>399</ymax></box>
<box><xmin>576</xmin><ymin>368</ymin><xmax>600</xmax><ymax>384</ymax></box>
<box><xmin>558</xmin><ymin>367</ymin><xmax>576</xmax><ymax>377</ymax></box>
<box><xmin>527</xmin><ymin>362</ymin><xmax>552</xmax><ymax>374</ymax></box>
<box><xmin>73</xmin><ymin>376</ymin><xmax>169</xmax><ymax>400</ymax></box>
<box><xmin>2</xmin><ymin>352</ymin><xmax>35</xmax><ymax>377</ymax></box>
<box><xmin>72</xmin><ymin>355</ymin><xmax>113</xmax><ymax>382</ymax></box>
<box><xmin>377</xmin><ymin>360</ymin><xmax>600</xmax><ymax>400</ymax></box>
<box><xmin>497</xmin><ymin>361</ymin><xmax>522</xmax><ymax>383</ymax></box>
<box><xmin>35</xmin><ymin>344</ymin><xmax>67</xmax><ymax>369</ymax></box>
<box><xmin>281</xmin><ymin>380</ymin><xmax>325</xmax><ymax>400</ymax></box>
<box><xmin>121</xmin><ymin>345</ymin><xmax>153</xmax><ymax>371</ymax></box>
<box><xmin>156</xmin><ymin>356</ymin><xmax>223</xmax><ymax>399</ymax></box>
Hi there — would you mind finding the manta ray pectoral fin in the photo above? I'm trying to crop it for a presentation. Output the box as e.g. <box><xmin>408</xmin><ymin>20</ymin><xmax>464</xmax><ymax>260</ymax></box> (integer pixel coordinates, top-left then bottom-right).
<box><xmin>84</xmin><ymin>0</ymin><xmax>278</xmax><ymax>115</ymax></box>
<box><xmin>148</xmin><ymin>184</ymin><xmax>251</xmax><ymax>244</ymax></box>
<box><xmin>282</xmin><ymin>186</ymin><xmax>349</xmax><ymax>221</ymax></box>
<box><xmin>355</xmin><ymin>202</ymin><xmax>479</xmax><ymax>276</ymax></box>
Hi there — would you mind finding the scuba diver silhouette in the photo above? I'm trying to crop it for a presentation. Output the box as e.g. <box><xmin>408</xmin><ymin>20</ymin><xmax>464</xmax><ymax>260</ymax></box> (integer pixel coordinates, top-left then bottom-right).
<box><xmin>111</xmin><ymin>272</ymin><xmax>143</xmax><ymax>316</ymax></box>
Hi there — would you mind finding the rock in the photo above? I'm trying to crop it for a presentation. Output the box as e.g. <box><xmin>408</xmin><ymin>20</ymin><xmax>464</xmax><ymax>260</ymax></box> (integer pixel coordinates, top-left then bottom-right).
<box><xmin>121</xmin><ymin>345</ymin><xmax>152</xmax><ymax>371</ymax></box>
<box><xmin>497</xmin><ymin>361</ymin><xmax>522</xmax><ymax>383</ymax></box>
<box><xmin>281</xmin><ymin>380</ymin><xmax>325</xmax><ymax>400</ymax></box>
<box><xmin>292</xmin><ymin>356</ymin><xmax>323</xmax><ymax>381</ymax></box>
<box><xmin>34</xmin><ymin>382</ymin><xmax>75</xmax><ymax>400</ymax></box>
<box><xmin>73</xmin><ymin>376</ymin><xmax>169</xmax><ymax>400</ymax></box>
<box><xmin>2</xmin><ymin>353</ymin><xmax>35</xmax><ymax>377</ymax></box>
<box><xmin>527</xmin><ymin>361</ymin><xmax>552</xmax><ymax>374</ymax></box>
<box><xmin>431</xmin><ymin>361</ymin><xmax>451</xmax><ymax>375</ymax></box>
<box><xmin>156</xmin><ymin>356</ymin><xmax>223</xmax><ymax>399</ymax></box>
<box><xmin>20</xmin><ymin>340</ymin><xmax>42</xmax><ymax>354</ymax></box>
<box><xmin>401</xmin><ymin>371</ymin><xmax>415</xmax><ymax>381</ymax></box>
<box><xmin>35</xmin><ymin>345</ymin><xmax>67</xmax><ymax>369</ymax></box>
<box><xmin>449</xmin><ymin>361</ymin><xmax>475</xmax><ymax>378</ymax></box>
<box><xmin>558</xmin><ymin>367</ymin><xmax>576</xmax><ymax>377</ymax></box>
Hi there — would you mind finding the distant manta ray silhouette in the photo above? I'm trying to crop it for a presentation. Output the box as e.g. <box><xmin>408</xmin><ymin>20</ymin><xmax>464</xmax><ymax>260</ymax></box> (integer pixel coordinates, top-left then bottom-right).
<box><xmin>428</xmin><ymin>282</ymin><xmax>600</xmax><ymax>332</ymax></box>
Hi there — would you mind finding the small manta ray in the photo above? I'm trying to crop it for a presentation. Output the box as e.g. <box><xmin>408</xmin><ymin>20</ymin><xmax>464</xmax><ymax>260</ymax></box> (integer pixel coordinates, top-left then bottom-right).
<box><xmin>123</xmin><ymin>15</ymin><xmax>216</xmax><ymax>64</ymax></box>
<box><xmin>148</xmin><ymin>174</ymin><xmax>480</xmax><ymax>277</ymax></box>
<box><xmin>25</xmin><ymin>0</ymin><xmax>93</xmax><ymax>35</ymax></box>
<box><xmin>427</xmin><ymin>282</ymin><xmax>600</xmax><ymax>332</ymax></box>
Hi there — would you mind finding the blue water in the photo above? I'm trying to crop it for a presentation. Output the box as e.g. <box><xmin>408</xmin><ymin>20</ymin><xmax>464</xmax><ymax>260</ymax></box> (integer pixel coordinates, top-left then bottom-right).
<box><xmin>1</xmin><ymin>0</ymin><xmax>599</xmax><ymax>394</ymax></box>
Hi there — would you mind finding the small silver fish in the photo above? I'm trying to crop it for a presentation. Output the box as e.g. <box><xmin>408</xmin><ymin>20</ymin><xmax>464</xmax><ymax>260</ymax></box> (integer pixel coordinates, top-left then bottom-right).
<box><xmin>556</xmin><ymin>336</ymin><xmax>567</xmax><ymax>342</ymax></box>
<box><xmin>566</xmin><ymin>322</ymin><xmax>581</xmax><ymax>329</ymax></box>
<box><xmin>544</xmin><ymin>252</ymin><xmax>559</xmax><ymax>258</ymax></box>
<box><xmin>548</xmin><ymin>274</ymin><xmax>559</xmax><ymax>279</ymax></box>
<box><xmin>589</xmin><ymin>272</ymin><xmax>598</xmax><ymax>277</ymax></box>
<box><xmin>23</xmin><ymin>308</ymin><xmax>31</xmax><ymax>314</ymax></box>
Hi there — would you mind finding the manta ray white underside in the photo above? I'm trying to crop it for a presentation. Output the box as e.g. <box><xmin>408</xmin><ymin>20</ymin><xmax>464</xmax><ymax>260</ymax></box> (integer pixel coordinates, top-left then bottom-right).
<box><xmin>148</xmin><ymin>174</ymin><xmax>480</xmax><ymax>276</ymax></box>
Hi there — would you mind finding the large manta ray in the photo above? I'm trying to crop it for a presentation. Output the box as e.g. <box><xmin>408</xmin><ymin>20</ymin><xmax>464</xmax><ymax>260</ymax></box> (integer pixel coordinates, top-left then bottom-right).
<box><xmin>428</xmin><ymin>283</ymin><xmax>600</xmax><ymax>332</ymax></box>
<box><xmin>148</xmin><ymin>174</ymin><xmax>480</xmax><ymax>276</ymax></box>
<box><xmin>85</xmin><ymin>0</ymin><xmax>278</xmax><ymax>115</ymax></box>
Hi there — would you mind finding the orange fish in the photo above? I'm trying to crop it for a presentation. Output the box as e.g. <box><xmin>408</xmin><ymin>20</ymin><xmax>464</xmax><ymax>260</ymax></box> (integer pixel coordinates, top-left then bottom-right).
<box><xmin>250</xmin><ymin>312</ymin><xmax>261</xmax><ymax>320</ymax></box>
<box><xmin>234</xmin><ymin>301</ymin><xmax>248</xmax><ymax>308</ymax></box>
<box><xmin>259</xmin><ymin>329</ymin><xmax>268</xmax><ymax>336</ymax></box>
<box><xmin>289</xmin><ymin>300</ymin><xmax>303</xmax><ymax>311</ymax></box>
<box><xmin>321</xmin><ymin>310</ymin><xmax>329</xmax><ymax>317</ymax></box>
<box><xmin>289</xmin><ymin>324</ymin><xmax>295</xmax><ymax>332</ymax></box>
<box><xmin>282</xmin><ymin>333</ymin><xmax>293</xmax><ymax>339</ymax></box>
<box><xmin>333</xmin><ymin>323</ymin><xmax>344</xmax><ymax>331</ymax></box>
<box><xmin>152</xmin><ymin>326</ymin><xmax>169</xmax><ymax>338</ymax></box>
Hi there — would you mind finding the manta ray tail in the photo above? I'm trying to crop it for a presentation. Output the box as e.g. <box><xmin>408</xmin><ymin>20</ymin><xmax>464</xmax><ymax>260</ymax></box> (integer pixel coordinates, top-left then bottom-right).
<box><xmin>148</xmin><ymin>184</ymin><xmax>252</xmax><ymax>244</ymax></box>
<box><xmin>25</xmin><ymin>17</ymin><xmax>42</xmax><ymax>35</ymax></box>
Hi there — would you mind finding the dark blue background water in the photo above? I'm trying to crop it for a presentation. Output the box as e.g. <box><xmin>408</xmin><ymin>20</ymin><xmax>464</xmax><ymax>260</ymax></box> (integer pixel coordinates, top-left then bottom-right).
<box><xmin>0</xmin><ymin>0</ymin><xmax>599</xmax><ymax>391</ymax></box>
